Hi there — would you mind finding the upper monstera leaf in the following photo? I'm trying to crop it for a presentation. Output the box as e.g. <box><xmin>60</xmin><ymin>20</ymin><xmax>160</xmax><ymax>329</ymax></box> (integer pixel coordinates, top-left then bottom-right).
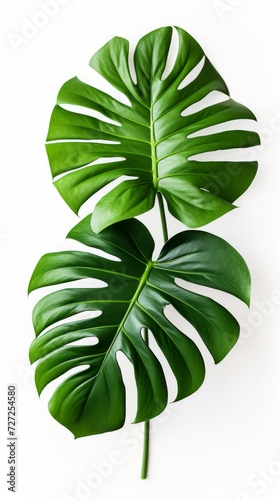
<box><xmin>29</xmin><ymin>216</ymin><xmax>250</xmax><ymax>438</ymax></box>
<box><xmin>46</xmin><ymin>26</ymin><xmax>259</xmax><ymax>233</ymax></box>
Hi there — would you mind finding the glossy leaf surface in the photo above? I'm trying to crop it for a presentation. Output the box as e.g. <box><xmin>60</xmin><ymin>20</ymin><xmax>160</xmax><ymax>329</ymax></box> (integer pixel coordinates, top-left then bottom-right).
<box><xmin>29</xmin><ymin>216</ymin><xmax>250</xmax><ymax>437</ymax></box>
<box><xmin>46</xmin><ymin>26</ymin><xmax>259</xmax><ymax>233</ymax></box>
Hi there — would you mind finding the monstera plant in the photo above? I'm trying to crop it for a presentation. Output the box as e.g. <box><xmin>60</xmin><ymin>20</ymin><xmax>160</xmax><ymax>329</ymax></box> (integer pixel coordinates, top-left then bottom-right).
<box><xmin>29</xmin><ymin>26</ymin><xmax>259</xmax><ymax>478</ymax></box>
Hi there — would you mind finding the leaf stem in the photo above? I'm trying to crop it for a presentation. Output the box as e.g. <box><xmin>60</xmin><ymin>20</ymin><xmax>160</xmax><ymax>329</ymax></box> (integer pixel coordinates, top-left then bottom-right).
<box><xmin>141</xmin><ymin>419</ymin><xmax>150</xmax><ymax>479</ymax></box>
<box><xmin>157</xmin><ymin>192</ymin><xmax>169</xmax><ymax>243</ymax></box>
<box><xmin>140</xmin><ymin>193</ymin><xmax>169</xmax><ymax>480</ymax></box>
<box><xmin>141</xmin><ymin>327</ymin><xmax>150</xmax><ymax>480</ymax></box>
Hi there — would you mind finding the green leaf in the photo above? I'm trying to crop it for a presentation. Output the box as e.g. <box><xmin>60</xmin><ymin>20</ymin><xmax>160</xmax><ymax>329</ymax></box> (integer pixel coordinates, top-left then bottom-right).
<box><xmin>46</xmin><ymin>26</ymin><xmax>259</xmax><ymax>233</ymax></box>
<box><xmin>29</xmin><ymin>216</ymin><xmax>250</xmax><ymax>438</ymax></box>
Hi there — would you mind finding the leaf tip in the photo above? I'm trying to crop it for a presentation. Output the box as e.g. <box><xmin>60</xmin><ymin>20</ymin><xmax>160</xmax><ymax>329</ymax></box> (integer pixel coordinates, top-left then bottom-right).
<box><xmin>28</xmin><ymin>276</ymin><xmax>35</xmax><ymax>295</ymax></box>
<box><xmin>90</xmin><ymin>216</ymin><xmax>103</xmax><ymax>234</ymax></box>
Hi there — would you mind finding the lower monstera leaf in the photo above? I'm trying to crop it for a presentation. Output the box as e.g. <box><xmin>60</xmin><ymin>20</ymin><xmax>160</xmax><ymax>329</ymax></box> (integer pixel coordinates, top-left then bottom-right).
<box><xmin>29</xmin><ymin>216</ymin><xmax>250</xmax><ymax>438</ymax></box>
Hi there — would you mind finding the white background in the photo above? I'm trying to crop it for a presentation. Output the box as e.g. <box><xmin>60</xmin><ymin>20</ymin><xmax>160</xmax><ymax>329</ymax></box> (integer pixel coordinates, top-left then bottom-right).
<box><xmin>1</xmin><ymin>1</ymin><xmax>280</xmax><ymax>499</ymax></box>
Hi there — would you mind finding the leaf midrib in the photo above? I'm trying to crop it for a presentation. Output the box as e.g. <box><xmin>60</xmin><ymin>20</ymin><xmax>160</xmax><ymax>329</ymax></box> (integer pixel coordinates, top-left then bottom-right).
<box><xmin>150</xmin><ymin>103</ymin><xmax>158</xmax><ymax>190</ymax></box>
<box><xmin>80</xmin><ymin>260</ymin><xmax>155</xmax><ymax>413</ymax></box>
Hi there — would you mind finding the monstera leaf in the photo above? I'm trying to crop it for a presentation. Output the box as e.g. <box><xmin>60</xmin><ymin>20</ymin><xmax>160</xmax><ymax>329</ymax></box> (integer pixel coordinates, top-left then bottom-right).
<box><xmin>29</xmin><ymin>216</ymin><xmax>250</xmax><ymax>438</ymax></box>
<box><xmin>46</xmin><ymin>26</ymin><xmax>259</xmax><ymax>233</ymax></box>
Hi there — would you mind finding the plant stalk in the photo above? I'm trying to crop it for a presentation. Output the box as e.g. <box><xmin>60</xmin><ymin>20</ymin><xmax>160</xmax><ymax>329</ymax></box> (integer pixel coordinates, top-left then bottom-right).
<box><xmin>140</xmin><ymin>192</ymin><xmax>168</xmax><ymax>480</ymax></box>
<box><xmin>157</xmin><ymin>192</ymin><xmax>169</xmax><ymax>243</ymax></box>
<box><xmin>141</xmin><ymin>327</ymin><xmax>150</xmax><ymax>479</ymax></box>
<box><xmin>141</xmin><ymin>418</ymin><xmax>150</xmax><ymax>478</ymax></box>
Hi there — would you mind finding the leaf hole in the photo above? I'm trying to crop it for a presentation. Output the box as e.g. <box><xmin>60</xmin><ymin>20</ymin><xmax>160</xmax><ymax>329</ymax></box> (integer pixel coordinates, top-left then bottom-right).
<box><xmin>39</xmin><ymin>310</ymin><xmax>103</xmax><ymax>336</ymax></box>
<box><xmin>59</xmin><ymin>103</ymin><xmax>121</xmax><ymax>127</ymax></box>
<box><xmin>145</xmin><ymin>325</ymin><xmax>178</xmax><ymax>403</ymax></box>
<box><xmin>77</xmin><ymin>174</ymin><xmax>139</xmax><ymax>219</ymax></box>
<box><xmin>116</xmin><ymin>351</ymin><xmax>138</xmax><ymax>423</ymax></box>
<box><xmin>128</xmin><ymin>43</ymin><xmax>137</xmax><ymax>85</ymax></box>
<box><xmin>161</xmin><ymin>26</ymin><xmax>179</xmax><ymax>80</ymax></box>
<box><xmin>53</xmin><ymin>156</ymin><xmax>127</xmax><ymax>182</ymax></box>
<box><xmin>65</xmin><ymin>337</ymin><xmax>99</xmax><ymax>347</ymax></box>
<box><xmin>64</xmin><ymin>239</ymin><xmax>121</xmax><ymax>262</ymax></box>
<box><xmin>187</xmin><ymin>119</ymin><xmax>258</xmax><ymax>139</ymax></box>
<box><xmin>47</xmin><ymin>139</ymin><xmax>121</xmax><ymax>146</ymax></box>
<box><xmin>77</xmin><ymin>67</ymin><xmax>132</xmax><ymax>107</ymax></box>
<box><xmin>89</xmin><ymin>139</ymin><xmax>121</xmax><ymax>145</ymax></box>
<box><xmin>174</xmin><ymin>278</ymin><xmax>247</xmax><ymax>316</ymax></box>
<box><xmin>181</xmin><ymin>90</ymin><xmax>229</xmax><ymax>117</ymax></box>
<box><xmin>163</xmin><ymin>303</ymin><xmax>213</xmax><ymax>365</ymax></box>
<box><xmin>140</xmin><ymin>326</ymin><xmax>148</xmax><ymax>342</ymax></box>
<box><xmin>39</xmin><ymin>364</ymin><xmax>91</xmax><ymax>404</ymax></box>
<box><xmin>177</xmin><ymin>56</ymin><xmax>205</xmax><ymax>90</ymax></box>
<box><xmin>188</xmin><ymin>147</ymin><xmax>257</xmax><ymax>162</ymax></box>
